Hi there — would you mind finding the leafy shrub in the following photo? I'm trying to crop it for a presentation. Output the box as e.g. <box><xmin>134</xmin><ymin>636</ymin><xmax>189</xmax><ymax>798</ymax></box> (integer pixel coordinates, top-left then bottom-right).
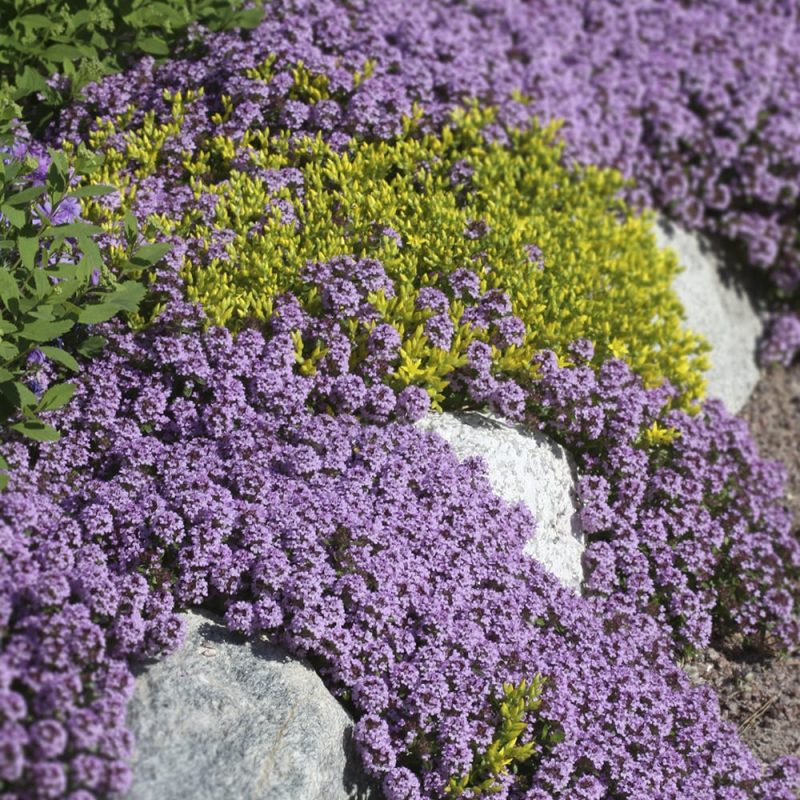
<box><xmin>2</xmin><ymin>278</ymin><xmax>796</xmax><ymax>799</ymax></box>
<box><xmin>0</xmin><ymin>144</ymin><xmax>166</xmax><ymax>486</ymax></box>
<box><xmin>445</xmin><ymin>677</ymin><xmax>549</xmax><ymax>798</ymax></box>
<box><xmin>0</xmin><ymin>0</ymin><xmax>264</xmax><ymax>136</ymax></box>
<box><xmin>65</xmin><ymin>81</ymin><xmax>708</xmax><ymax>406</ymax></box>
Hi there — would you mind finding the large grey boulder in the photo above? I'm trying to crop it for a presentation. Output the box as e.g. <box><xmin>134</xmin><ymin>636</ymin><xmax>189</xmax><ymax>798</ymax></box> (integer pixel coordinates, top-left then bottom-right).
<box><xmin>126</xmin><ymin>611</ymin><xmax>372</xmax><ymax>800</ymax></box>
<box><xmin>656</xmin><ymin>219</ymin><xmax>763</xmax><ymax>412</ymax></box>
<box><xmin>415</xmin><ymin>411</ymin><xmax>584</xmax><ymax>593</ymax></box>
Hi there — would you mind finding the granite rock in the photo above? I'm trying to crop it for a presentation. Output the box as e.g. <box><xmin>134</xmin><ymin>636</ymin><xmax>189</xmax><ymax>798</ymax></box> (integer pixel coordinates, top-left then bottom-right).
<box><xmin>416</xmin><ymin>410</ymin><xmax>584</xmax><ymax>592</ymax></box>
<box><xmin>656</xmin><ymin>219</ymin><xmax>763</xmax><ymax>412</ymax></box>
<box><xmin>126</xmin><ymin>610</ymin><xmax>372</xmax><ymax>800</ymax></box>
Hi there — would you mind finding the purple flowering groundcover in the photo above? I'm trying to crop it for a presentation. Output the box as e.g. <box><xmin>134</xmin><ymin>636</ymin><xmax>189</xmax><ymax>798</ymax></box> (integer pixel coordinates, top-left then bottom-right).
<box><xmin>2</xmin><ymin>263</ymin><xmax>799</xmax><ymax>798</ymax></box>
<box><xmin>2</xmin><ymin>1</ymin><xmax>800</xmax><ymax>798</ymax></box>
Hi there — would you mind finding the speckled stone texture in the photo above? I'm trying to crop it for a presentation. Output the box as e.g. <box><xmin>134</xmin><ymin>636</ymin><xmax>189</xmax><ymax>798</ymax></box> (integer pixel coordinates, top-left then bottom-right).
<box><xmin>656</xmin><ymin>219</ymin><xmax>763</xmax><ymax>412</ymax></box>
<box><xmin>126</xmin><ymin>611</ymin><xmax>372</xmax><ymax>800</ymax></box>
<box><xmin>416</xmin><ymin>410</ymin><xmax>584</xmax><ymax>593</ymax></box>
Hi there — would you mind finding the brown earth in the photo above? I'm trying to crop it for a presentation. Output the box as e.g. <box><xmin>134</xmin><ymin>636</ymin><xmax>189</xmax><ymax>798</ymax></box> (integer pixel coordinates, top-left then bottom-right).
<box><xmin>685</xmin><ymin>361</ymin><xmax>800</xmax><ymax>772</ymax></box>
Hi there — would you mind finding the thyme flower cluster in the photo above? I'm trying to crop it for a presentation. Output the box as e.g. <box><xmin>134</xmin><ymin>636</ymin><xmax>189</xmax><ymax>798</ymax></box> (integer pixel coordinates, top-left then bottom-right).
<box><xmin>1</xmin><ymin>266</ymin><xmax>798</xmax><ymax>798</ymax></box>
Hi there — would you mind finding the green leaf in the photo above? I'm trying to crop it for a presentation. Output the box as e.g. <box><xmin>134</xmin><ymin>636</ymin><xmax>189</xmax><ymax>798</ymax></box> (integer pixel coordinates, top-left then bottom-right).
<box><xmin>31</xmin><ymin>268</ymin><xmax>51</xmax><ymax>299</ymax></box>
<box><xmin>0</xmin><ymin>159</ymin><xmax>23</xmax><ymax>184</ymax></box>
<box><xmin>37</xmin><ymin>382</ymin><xmax>75</xmax><ymax>412</ymax></box>
<box><xmin>47</xmin><ymin>260</ymin><xmax>83</xmax><ymax>280</ymax></box>
<box><xmin>45</xmin><ymin>151</ymin><xmax>69</xmax><ymax>194</ymax></box>
<box><xmin>51</xmin><ymin>222</ymin><xmax>103</xmax><ymax>237</ymax></box>
<box><xmin>123</xmin><ymin>210</ymin><xmax>138</xmax><ymax>242</ymax></box>
<box><xmin>42</xmin><ymin>44</ymin><xmax>86</xmax><ymax>62</ymax></box>
<box><xmin>48</xmin><ymin>149</ymin><xmax>69</xmax><ymax>177</ymax></box>
<box><xmin>10</xmin><ymin>418</ymin><xmax>60</xmax><ymax>441</ymax></box>
<box><xmin>110</xmin><ymin>281</ymin><xmax>147</xmax><ymax>310</ymax></box>
<box><xmin>4</xmin><ymin>184</ymin><xmax>45</xmax><ymax>206</ymax></box>
<box><xmin>231</xmin><ymin>8</ymin><xmax>264</xmax><ymax>28</ymax></box>
<box><xmin>18</xmin><ymin>318</ymin><xmax>74</xmax><ymax>342</ymax></box>
<box><xmin>75</xmin><ymin>302</ymin><xmax>114</xmax><ymax>325</ymax></box>
<box><xmin>0</xmin><ymin>203</ymin><xmax>26</xmax><ymax>228</ymax></box>
<box><xmin>80</xmin><ymin>280</ymin><xmax>148</xmax><ymax>317</ymax></box>
<box><xmin>68</xmin><ymin>184</ymin><xmax>117</xmax><ymax>199</ymax></box>
<box><xmin>4</xmin><ymin>380</ymin><xmax>38</xmax><ymax>409</ymax></box>
<box><xmin>0</xmin><ymin>343</ymin><xmax>18</xmax><ymax>362</ymax></box>
<box><xmin>77</xmin><ymin>234</ymin><xmax>103</xmax><ymax>269</ymax></box>
<box><xmin>13</xmin><ymin>66</ymin><xmax>47</xmax><ymax>97</ymax></box>
<box><xmin>18</xmin><ymin>235</ymin><xmax>37</xmax><ymax>269</ymax></box>
<box><xmin>39</xmin><ymin>345</ymin><xmax>79</xmax><ymax>372</ymax></box>
<box><xmin>45</xmin><ymin>162</ymin><xmax>68</xmax><ymax>194</ymax></box>
<box><xmin>27</xmin><ymin>304</ymin><xmax>59</xmax><ymax>321</ymax></box>
<box><xmin>129</xmin><ymin>242</ymin><xmax>171</xmax><ymax>267</ymax></box>
<box><xmin>71</xmin><ymin>9</ymin><xmax>94</xmax><ymax>28</ymax></box>
<box><xmin>137</xmin><ymin>37</ymin><xmax>169</xmax><ymax>55</ymax></box>
<box><xmin>73</xmin><ymin>147</ymin><xmax>104</xmax><ymax>174</ymax></box>
<box><xmin>136</xmin><ymin>3</ymin><xmax>187</xmax><ymax>26</ymax></box>
<box><xmin>0</xmin><ymin>267</ymin><xmax>20</xmax><ymax>300</ymax></box>
<box><xmin>76</xmin><ymin>335</ymin><xmax>106</xmax><ymax>358</ymax></box>
<box><xmin>15</xmin><ymin>14</ymin><xmax>53</xmax><ymax>31</ymax></box>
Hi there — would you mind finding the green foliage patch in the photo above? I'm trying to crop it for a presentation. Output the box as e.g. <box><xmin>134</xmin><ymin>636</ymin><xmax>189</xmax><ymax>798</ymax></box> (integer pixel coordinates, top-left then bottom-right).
<box><xmin>75</xmin><ymin>71</ymin><xmax>709</xmax><ymax>407</ymax></box>
<box><xmin>0</xmin><ymin>0</ymin><xmax>263</xmax><ymax>135</ymax></box>
<box><xmin>0</xmin><ymin>147</ymin><xmax>167</xmax><ymax>485</ymax></box>
<box><xmin>446</xmin><ymin>677</ymin><xmax>562</xmax><ymax>797</ymax></box>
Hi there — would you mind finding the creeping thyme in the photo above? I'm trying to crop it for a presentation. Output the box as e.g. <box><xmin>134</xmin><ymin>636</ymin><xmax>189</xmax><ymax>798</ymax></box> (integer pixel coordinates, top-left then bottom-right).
<box><xmin>2</xmin><ymin>269</ymin><xmax>798</xmax><ymax>799</ymax></box>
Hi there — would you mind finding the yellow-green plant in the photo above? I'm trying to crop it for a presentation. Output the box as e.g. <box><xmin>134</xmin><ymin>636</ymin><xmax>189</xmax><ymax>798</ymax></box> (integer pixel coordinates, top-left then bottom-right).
<box><xmin>446</xmin><ymin>676</ymin><xmax>558</xmax><ymax>797</ymax></box>
<box><xmin>71</xmin><ymin>65</ymin><xmax>710</xmax><ymax>407</ymax></box>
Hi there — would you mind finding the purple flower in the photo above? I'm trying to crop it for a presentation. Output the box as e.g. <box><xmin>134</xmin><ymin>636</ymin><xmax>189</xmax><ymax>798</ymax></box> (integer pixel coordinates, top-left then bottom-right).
<box><xmin>395</xmin><ymin>385</ymin><xmax>430</xmax><ymax>422</ymax></box>
<box><xmin>27</xmin><ymin>349</ymin><xmax>46</xmax><ymax>366</ymax></box>
<box><xmin>465</xmin><ymin>341</ymin><xmax>492</xmax><ymax>372</ymax></box>
<box><xmin>524</xmin><ymin>244</ymin><xmax>545</xmax><ymax>270</ymax></box>
<box><xmin>489</xmin><ymin>381</ymin><xmax>526</xmax><ymax>420</ymax></box>
<box><xmin>29</xmin><ymin>720</ymin><xmax>68</xmax><ymax>760</ymax></box>
<box><xmin>568</xmin><ymin>338</ymin><xmax>595</xmax><ymax>364</ymax></box>
<box><xmin>448</xmin><ymin>269</ymin><xmax>481</xmax><ymax>300</ymax></box>
<box><xmin>423</xmin><ymin>313</ymin><xmax>454</xmax><ymax>350</ymax></box>
<box><xmin>415</xmin><ymin>287</ymin><xmax>449</xmax><ymax>315</ymax></box>
<box><xmin>2</xmin><ymin>307</ymin><xmax>797</xmax><ymax>799</ymax></box>
<box><xmin>49</xmin><ymin>0</ymin><xmax>800</xmax><ymax>318</ymax></box>
<box><xmin>492</xmin><ymin>315</ymin><xmax>526</xmax><ymax>348</ymax></box>
<box><xmin>760</xmin><ymin>313</ymin><xmax>800</xmax><ymax>367</ymax></box>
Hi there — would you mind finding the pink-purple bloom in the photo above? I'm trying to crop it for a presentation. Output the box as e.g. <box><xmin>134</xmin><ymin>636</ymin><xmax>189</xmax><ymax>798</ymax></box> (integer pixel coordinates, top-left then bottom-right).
<box><xmin>1</xmin><ymin>258</ymin><xmax>797</xmax><ymax>796</ymax></box>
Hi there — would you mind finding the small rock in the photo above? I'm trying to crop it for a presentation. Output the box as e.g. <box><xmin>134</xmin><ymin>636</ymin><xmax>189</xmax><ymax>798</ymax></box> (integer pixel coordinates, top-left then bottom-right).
<box><xmin>416</xmin><ymin>410</ymin><xmax>584</xmax><ymax>592</ymax></box>
<box><xmin>126</xmin><ymin>611</ymin><xmax>373</xmax><ymax>800</ymax></box>
<box><xmin>655</xmin><ymin>219</ymin><xmax>763</xmax><ymax>412</ymax></box>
